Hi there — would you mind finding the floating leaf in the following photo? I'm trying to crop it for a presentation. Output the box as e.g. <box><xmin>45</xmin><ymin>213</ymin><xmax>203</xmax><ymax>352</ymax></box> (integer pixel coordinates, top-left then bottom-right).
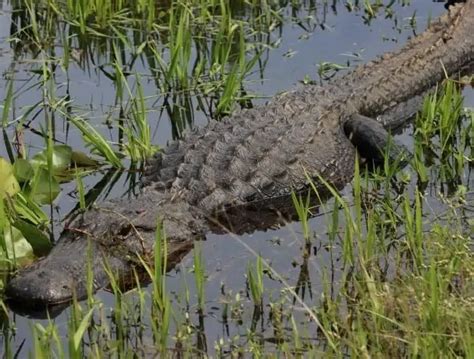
<box><xmin>0</xmin><ymin>158</ymin><xmax>20</xmax><ymax>198</ymax></box>
<box><xmin>2</xmin><ymin>225</ymin><xmax>35</xmax><ymax>266</ymax></box>
<box><xmin>13</xmin><ymin>158</ymin><xmax>34</xmax><ymax>182</ymax></box>
<box><xmin>13</xmin><ymin>219</ymin><xmax>51</xmax><ymax>257</ymax></box>
<box><xmin>71</xmin><ymin>151</ymin><xmax>100</xmax><ymax>167</ymax></box>
<box><xmin>30</xmin><ymin>145</ymin><xmax>73</xmax><ymax>173</ymax></box>
<box><xmin>30</xmin><ymin>167</ymin><xmax>60</xmax><ymax>204</ymax></box>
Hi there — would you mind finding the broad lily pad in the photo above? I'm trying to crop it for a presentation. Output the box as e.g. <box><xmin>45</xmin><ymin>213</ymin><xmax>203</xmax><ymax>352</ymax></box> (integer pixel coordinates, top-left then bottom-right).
<box><xmin>1</xmin><ymin>225</ymin><xmax>35</xmax><ymax>266</ymax></box>
<box><xmin>71</xmin><ymin>150</ymin><xmax>100</xmax><ymax>167</ymax></box>
<box><xmin>0</xmin><ymin>158</ymin><xmax>20</xmax><ymax>198</ymax></box>
<box><xmin>13</xmin><ymin>158</ymin><xmax>34</xmax><ymax>182</ymax></box>
<box><xmin>30</xmin><ymin>145</ymin><xmax>73</xmax><ymax>174</ymax></box>
<box><xmin>30</xmin><ymin>167</ymin><xmax>61</xmax><ymax>204</ymax></box>
<box><xmin>13</xmin><ymin>219</ymin><xmax>51</xmax><ymax>256</ymax></box>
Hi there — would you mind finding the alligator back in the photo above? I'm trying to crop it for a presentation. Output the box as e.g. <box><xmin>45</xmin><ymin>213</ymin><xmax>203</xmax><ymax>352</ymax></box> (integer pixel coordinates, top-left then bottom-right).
<box><xmin>144</xmin><ymin>88</ymin><xmax>355</xmax><ymax>214</ymax></box>
<box><xmin>144</xmin><ymin>0</ymin><xmax>474</xmax><ymax>218</ymax></box>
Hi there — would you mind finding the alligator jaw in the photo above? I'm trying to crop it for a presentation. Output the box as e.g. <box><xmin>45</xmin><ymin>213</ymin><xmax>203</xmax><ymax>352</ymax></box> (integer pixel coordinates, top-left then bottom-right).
<box><xmin>5</xmin><ymin>194</ymin><xmax>203</xmax><ymax>314</ymax></box>
<box><xmin>6</xmin><ymin>263</ymin><xmax>87</xmax><ymax>307</ymax></box>
<box><xmin>5</xmin><ymin>236</ymin><xmax>125</xmax><ymax>308</ymax></box>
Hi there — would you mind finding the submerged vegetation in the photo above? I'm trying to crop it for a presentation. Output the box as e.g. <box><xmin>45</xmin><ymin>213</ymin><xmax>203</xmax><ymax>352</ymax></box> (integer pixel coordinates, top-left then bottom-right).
<box><xmin>0</xmin><ymin>0</ymin><xmax>472</xmax><ymax>357</ymax></box>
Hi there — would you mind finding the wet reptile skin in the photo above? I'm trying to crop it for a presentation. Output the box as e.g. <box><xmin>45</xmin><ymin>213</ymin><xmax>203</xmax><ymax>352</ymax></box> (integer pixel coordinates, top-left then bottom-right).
<box><xmin>6</xmin><ymin>1</ymin><xmax>474</xmax><ymax>308</ymax></box>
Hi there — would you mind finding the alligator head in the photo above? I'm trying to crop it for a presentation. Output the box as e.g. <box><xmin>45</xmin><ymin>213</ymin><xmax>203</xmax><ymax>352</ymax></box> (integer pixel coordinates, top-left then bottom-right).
<box><xmin>5</xmin><ymin>189</ymin><xmax>205</xmax><ymax>313</ymax></box>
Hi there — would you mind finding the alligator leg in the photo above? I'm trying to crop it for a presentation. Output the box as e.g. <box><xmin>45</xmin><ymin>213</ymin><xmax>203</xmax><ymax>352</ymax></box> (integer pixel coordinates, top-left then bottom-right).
<box><xmin>445</xmin><ymin>0</ymin><xmax>467</xmax><ymax>9</ymax></box>
<box><xmin>343</xmin><ymin>114</ymin><xmax>410</xmax><ymax>166</ymax></box>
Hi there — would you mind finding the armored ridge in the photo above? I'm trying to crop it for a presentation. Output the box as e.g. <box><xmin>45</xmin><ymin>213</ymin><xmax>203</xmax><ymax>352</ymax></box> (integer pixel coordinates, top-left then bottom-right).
<box><xmin>5</xmin><ymin>1</ymin><xmax>474</xmax><ymax>309</ymax></box>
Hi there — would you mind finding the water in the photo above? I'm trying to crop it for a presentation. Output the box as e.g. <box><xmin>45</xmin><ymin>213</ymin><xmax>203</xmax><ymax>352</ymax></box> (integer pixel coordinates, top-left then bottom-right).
<box><xmin>0</xmin><ymin>0</ymin><xmax>472</xmax><ymax>356</ymax></box>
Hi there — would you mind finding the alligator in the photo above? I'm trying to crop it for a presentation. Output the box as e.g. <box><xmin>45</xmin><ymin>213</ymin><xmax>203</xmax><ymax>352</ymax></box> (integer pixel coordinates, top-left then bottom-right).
<box><xmin>5</xmin><ymin>0</ymin><xmax>474</xmax><ymax>310</ymax></box>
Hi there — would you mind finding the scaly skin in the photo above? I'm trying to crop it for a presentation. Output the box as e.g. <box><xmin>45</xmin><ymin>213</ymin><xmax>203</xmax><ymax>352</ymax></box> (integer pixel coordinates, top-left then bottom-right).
<box><xmin>6</xmin><ymin>1</ymin><xmax>474</xmax><ymax>309</ymax></box>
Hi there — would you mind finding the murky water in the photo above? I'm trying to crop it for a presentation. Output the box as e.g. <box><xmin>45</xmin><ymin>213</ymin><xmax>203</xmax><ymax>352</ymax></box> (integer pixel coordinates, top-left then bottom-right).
<box><xmin>0</xmin><ymin>0</ymin><xmax>472</xmax><ymax>356</ymax></box>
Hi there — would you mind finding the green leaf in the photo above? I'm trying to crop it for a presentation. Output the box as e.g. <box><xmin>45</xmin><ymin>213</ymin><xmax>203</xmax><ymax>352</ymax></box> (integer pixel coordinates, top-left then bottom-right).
<box><xmin>30</xmin><ymin>167</ymin><xmax>60</xmax><ymax>204</ymax></box>
<box><xmin>71</xmin><ymin>151</ymin><xmax>100</xmax><ymax>167</ymax></box>
<box><xmin>2</xmin><ymin>225</ymin><xmax>35</xmax><ymax>265</ymax></box>
<box><xmin>13</xmin><ymin>192</ymin><xmax>49</xmax><ymax>224</ymax></box>
<box><xmin>66</xmin><ymin>116</ymin><xmax>123</xmax><ymax>168</ymax></box>
<box><xmin>0</xmin><ymin>157</ymin><xmax>20</xmax><ymax>198</ymax></box>
<box><xmin>13</xmin><ymin>219</ymin><xmax>51</xmax><ymax>256</ymax></box>
<box><xmin>30</xmin><ymin>145</ymin><xmax>73</xmax><ymax>173</ymax></box>
<box><xmin>13</xmin><ymin>158</ymin><xmax>34</xmax><ymax>182</ymax></box>
<box><xmin>73</xmin><ymin>308</ymin><xmax>95</xmax><ymax>350</ymax></box>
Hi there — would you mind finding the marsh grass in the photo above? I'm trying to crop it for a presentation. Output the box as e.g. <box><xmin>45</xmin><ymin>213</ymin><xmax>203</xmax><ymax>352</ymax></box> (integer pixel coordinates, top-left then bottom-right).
<box><xmin>247</xmin><ymin>255</ymin><xmax>264</xmax><ymax>309</ymax></box>
<box><xmin>291</xmin><ymin>191</ymin><xmax>313</xmax><ymax>244</ymax></box>
<box><xmin>193</xmin><ymin>242</ymin><xmax>206</xmax><ymax>313</ymax></box>
<box><xmin>414</xmin><ymin>80</ymin><xmax>471</xmax><ymax>193</ymax></box>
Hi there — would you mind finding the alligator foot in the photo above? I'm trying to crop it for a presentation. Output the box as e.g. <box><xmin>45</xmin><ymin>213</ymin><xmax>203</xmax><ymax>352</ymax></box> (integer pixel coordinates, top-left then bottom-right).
<box><xmin>344</xmin><ymin>114</ymin><xmax>411</xmax><ymax>167</ymax></box>
<box><xmin>445</xmin><ymin>0</ymin><xmax>467</xmax><ymax>9</ymax></box>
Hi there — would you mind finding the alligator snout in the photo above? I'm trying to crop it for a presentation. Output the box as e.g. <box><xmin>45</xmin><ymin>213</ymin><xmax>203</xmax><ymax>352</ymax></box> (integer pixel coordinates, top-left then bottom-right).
<box><xmin>6</xmin><ymin>264</ymin><xmax>80</xmax><ymax>307</ymax></box>
<box><xmin>5</xmin><ymin>236</ymin><xmax>111</xmax><ymax>310</ymax></box>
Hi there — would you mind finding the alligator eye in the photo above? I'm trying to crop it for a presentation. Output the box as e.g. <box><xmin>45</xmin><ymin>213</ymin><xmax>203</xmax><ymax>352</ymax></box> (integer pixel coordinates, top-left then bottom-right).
<box><xmin>118</xmin><ymin>225</ymin><xmax>132</xmax><ymax>237</ymax></box>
